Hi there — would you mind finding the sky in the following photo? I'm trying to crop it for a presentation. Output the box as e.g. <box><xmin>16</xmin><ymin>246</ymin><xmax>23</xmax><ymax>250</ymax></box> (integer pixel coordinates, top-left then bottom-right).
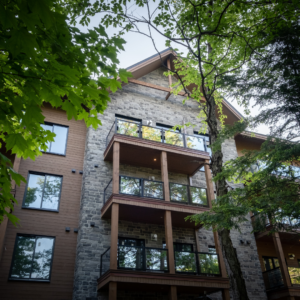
<box><xmin>76</xmin><ymin>4</ymin><xmax>270</xmax><ymax>136</ymax></box>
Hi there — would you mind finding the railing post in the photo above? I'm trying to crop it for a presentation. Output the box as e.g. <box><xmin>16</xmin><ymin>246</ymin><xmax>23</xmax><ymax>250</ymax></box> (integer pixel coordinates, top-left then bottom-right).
<box><xmin>112</xmin><ymin>142</ymin><xmax>120</xmax><ymax>194</ymax></box>
<box><xmin>110</xmin><ymin>203</ymin><xmax>119</xmax><ymax>270</ymax></box>
<box><xmin>272</xmin><ymin>232</ymin><xmax>292</xmax><ymax>287</ymax></box>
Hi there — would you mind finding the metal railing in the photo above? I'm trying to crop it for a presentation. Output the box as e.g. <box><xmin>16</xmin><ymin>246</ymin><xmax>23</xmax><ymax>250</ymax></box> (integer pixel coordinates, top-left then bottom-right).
<box><xmin>103</xmin><ymin>175</ymin><xmax>209</xmax><ymax>207</ymax></box>
<box><xmin>105</xmin><ymin>119</ymin><xmax>208</xmax><ymax>153</ymax></box>
<box><xmin>174</xmin><ymin>251</ymin><xmax>220</xmax><ymax>275</ymax></box>
<box><xmin>170</xmin><ymin>182</ymin><xmax>208</xmax><ymax>206</ymax></box>
<box><xmin>100</xmin><ymin>247</ymin><xmax>111</xmax><ymax>277</ymax></box>
<box><xmin>103</xmin><ymin>179</ymin><xmax>113</xmax><ymax>204</ymax></box>
<box><xmin>262</xmin><ymin>267</ymin><xmax>284</xmax><ymax>290</ymax></box>
<box><xmin>118</xmin><ymin>245</ymin><xmax>168</xmax><ymax>272</ymax></box>
<box><xmin>289</xmin><ymin>266</ymin><xmax>300</xmax><ymax>285</ymax></box>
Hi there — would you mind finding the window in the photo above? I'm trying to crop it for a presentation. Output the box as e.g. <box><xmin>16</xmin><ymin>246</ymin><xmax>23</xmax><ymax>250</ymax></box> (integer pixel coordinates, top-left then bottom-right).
<box><xmin>162</xmin><ymin>242</ymin><xmax>193</xmax><ymax>252</ymax></box>
<box><xmin>41</xmin><ymin>123</ymin><xmax>68</xmax><ymax>155</ymax></box>
<box><xmin>23</xmin><ymin>172</ymin><xmax>62</xmax><ymax>211</ymax></box>
<box><xmin>115</xmin><ymin>115</ymin><xmax>141</xmax><ymax>138</ymax></box>
<box><xmin>263</xmin><ymin>256</ymin><xmax>280</xmax><ymax>271</ymax></box>
<box><xmin>9</xmin><ymin>234</ymin><xmax>55</xmax><ymax>281</ymax></box>
<box><xmin>195</xmin><ymin>133</ymin><xmax>211</xmax><ymax>171</ymax></box>
<box><xmin>208</xmin><ymin>246</ymin><xmax>217</xmax><ymax>254</ymax></box>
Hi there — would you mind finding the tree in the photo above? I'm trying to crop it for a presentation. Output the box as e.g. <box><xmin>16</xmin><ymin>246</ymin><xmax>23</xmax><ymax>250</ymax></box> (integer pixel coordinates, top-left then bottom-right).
<box><xmin>0</xmin><ymin>0</ymin><xmax>131</xmax><ymax>225</ymax></box>
<box><xmin>69</xmin><ymin>0</ymin><xmax>300</xmax><ymax>298</ymax></box>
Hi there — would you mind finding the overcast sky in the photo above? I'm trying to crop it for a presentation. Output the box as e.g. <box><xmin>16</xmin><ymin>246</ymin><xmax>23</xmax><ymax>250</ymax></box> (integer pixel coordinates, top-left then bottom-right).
<box><xmin>76</xmin><ymin>7</ymin><xmax>270</xmax><ymax>135</ymax></box>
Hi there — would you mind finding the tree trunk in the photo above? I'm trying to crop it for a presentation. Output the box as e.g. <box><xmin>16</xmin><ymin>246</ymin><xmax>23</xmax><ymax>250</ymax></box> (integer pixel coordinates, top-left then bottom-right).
<box><xmin>206</xmin><ymin>93</ymin><xmax>250</xmax><ymax>300</ymax></box>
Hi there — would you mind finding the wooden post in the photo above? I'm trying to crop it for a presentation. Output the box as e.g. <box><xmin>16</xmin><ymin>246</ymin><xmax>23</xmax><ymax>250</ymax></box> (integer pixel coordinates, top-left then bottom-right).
<box><xmin>110</xmin><ymin>203</ymin><xmax>119</xmax><ymax>270</ymax></box>
<box><xmin>112</xmin><ymin>142</ymin><xmax>120</xmax><ymax>194</ymax></box>
<box><xmin>213</xmin><ymin>231</ymin><xmax>227</xmax><ymax>278</ymax></box>
<box><xmin>204</xmin><ymin>159</ymin><xmax>214</xmax><ymax>208</ymax></box>
<box><xmin>161</xmin><ymin>151</ymin><xmax>170</xmax><ymax>202</ymax></box>
<box><xmin>272</xmin><ymin>232</ymin><xmax>292</xmax><ymax>287</ymax></box>
<box><xmin>0</xmin><ymin>156</ymin><xmax>21</xmax><ymax>262</ymax></box>
<box><xmin>222</xmin><ymin>289</ymin><xmax>230</xmax><ymax>300</ymax></box>
<box><xmin>109</xmin><ymin>282</ymin><xmax>117</xmax><ymax>300</ymax></box>
<box><xmin>169</xmin><ymin>285</ymin><xmax>177</xmax><ymax>300</ymax></box>
<box><xmin>164</xmin><ymin>210</ymin><xmax>175</xmax><ymax>274</ymax></box>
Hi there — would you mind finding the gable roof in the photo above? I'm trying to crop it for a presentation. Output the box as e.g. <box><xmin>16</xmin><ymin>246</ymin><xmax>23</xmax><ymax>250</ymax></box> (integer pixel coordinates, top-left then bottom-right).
<box><xmin>124</xmin><ymin>48</ymin><xmax>243</xmax><ymax>125</ymax></box>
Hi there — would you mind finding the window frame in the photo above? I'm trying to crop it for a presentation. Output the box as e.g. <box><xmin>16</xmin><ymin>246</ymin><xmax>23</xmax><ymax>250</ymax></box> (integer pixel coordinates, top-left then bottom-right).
<box><xmin>22</xmin><ymin>171</ymin><xmax>63</xmax><ymax>212</ymax></box>
<box><xmin>9</xmin><ymin>233</ymin><xmax>56</xmax><ymax>282</ymax></box>
<box><xmin>41</xmin><ymin>122</ymin><xmax>69</xmax><ymax>156</ymax></box>
<box><xmin>262</xmin><ymin>256</ymin><xmax>280</xmax><ymax>271</ymax></box>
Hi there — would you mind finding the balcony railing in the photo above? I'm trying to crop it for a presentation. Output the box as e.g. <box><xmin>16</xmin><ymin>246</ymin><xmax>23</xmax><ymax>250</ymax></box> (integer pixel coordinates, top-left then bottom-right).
<box><xmin>262</xmin><ymin>267</ymin><xmax>284</xmax><ymax>290</ymax></box>
<box><xmin>106</xmin><ymin>119</ymin><xmax>208</xmax><ymax>152</ymax></box>
<box><xmin>99</xmin><ymin>246</ymin><xmax>168</xmax><ymax>277</ymax></box>
<box><xmin>174</xmin><ymin>251</ymin><xmax>220</xmax><ymax>275</ymax></box>
<box><xmin>103</xmin><ymin>175</ymin><xmax>208</xmax><ymax>207</ymax></box>
<box><xmin>289</xmin><ymin>266</ymin><xmax>300</xmax><ymax>285</ymax></box>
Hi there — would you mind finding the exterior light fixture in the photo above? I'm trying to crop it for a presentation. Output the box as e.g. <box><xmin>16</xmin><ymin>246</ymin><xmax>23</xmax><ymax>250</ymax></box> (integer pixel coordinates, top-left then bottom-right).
<box><xmin>74</xmin><ymin>228</ymin><xmax>78</xmax><ymax>233</ymax></box>
<box><xmin>65</xmin><ymin>227</ymin><xmax>70</xmax><ymax>232</ymax></box>
<box><xmin>90</xmin><ymin>222</ymin><xmax>95</xmax><ymax>227</ymax></box>
<box><xmin>79</xmin><ymin>171</ymin><xmax>83</xmax><ymax>174</ymax></box>
<box><xmin>72</xmin><ymin>169</ymin><xmax>76</xmax><ymax>173</ymax></box>
<box><xmin>94</xmin><ymin>164</ymin><xmax>99</xmax><ymax>168</ymax></box>
<box><xmin>154</xmin><ymin>158</ymin><xmax>157</xmax><ymax>161</ymax></box>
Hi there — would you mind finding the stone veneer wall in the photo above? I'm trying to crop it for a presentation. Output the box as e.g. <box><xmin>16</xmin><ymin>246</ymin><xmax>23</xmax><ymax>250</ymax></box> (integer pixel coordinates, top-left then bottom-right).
<box><xmin>73</xmin><ymin>67</ymin><xmax>267</xmax><ymax>300</ymax></box>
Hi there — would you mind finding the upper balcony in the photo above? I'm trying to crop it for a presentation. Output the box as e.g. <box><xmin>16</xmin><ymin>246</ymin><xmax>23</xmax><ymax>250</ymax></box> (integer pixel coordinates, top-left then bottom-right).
<box><xmin>104</xmin><ymin>118</ymin><xmax>210</xmax><ymax>175</ymax></box>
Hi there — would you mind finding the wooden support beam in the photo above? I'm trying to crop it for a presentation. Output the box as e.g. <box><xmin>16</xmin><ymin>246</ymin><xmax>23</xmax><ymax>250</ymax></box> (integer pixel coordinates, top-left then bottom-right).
<box><xmin>112</xmin><ymin>142</ymin><xmax>120</xmax><ymax>194</ymax></box>
<box><xmin>128</xmin><ymin>78</ymin><xmax>188</xmax><ymax>97</ymax></box>
<box><xmin>169</xmin><ymin>285</ymin><xmax>177</xmax><ymax>300</ymax></box>
<box><xmin>109</xmin><ymin>282</ymin><xmax>117</xmax><ymax>300</ymax></box>
<box><xmin>213</xmin><ymin>231</ymin><xmax>227</xmax><ymax>278</ymax></box>
<box><xmin>110</xmin><ymin>203</ymin><xmax>119</xmax><ymax>270</ymax></box>
<box><xmin>222</xmin><ymin>289</ymin><xmax>230</xmax><ymax>300</ymax></box>
<box><xmin>272</xmin><ymin>232</ymin><xmax>292</xmax><ymax>287</ymax></box>
<box><xmin>161</xmin><ymin>151</ymin><xmax>170</xmax><ymax>202</ymax></box>
<box><xmin>164</xmin><ymin>210</ymin><xmax>175</xmax><ymax>274</ymax></box>
<box><xmin>204</xmin><ymin>159</ymin><xmax>214</xmax><ymax>208</ymax></box>
<box><xmin>165</xmin><ymin>91</ymin><xmax>171</xmax><ymax>101</ymax></box>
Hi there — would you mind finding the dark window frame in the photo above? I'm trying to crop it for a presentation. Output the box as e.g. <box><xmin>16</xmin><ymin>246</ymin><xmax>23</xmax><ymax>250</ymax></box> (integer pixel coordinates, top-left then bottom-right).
<box><xmin>115</xmin><ymin>114</ymin><xmax>142</xmax><ymax>123</ymax></box>
<box><xmin>22</xmin><ymin>171</ymin><xmax>63</xmax><ymax>212</ymax></box>
<box><xmin>9</xmin><ymin>233</ymin><xmax>56</xmax><ymax>282</ymax></box>
<box><xmin>41</xmin><ymin>122</ymin><xmax>69</xmax><ymax>156</ymax></box>
<box><xmin>262</xmin><ymin>256</ymin><xmax>280</xmax><ymax>271</ymax></box>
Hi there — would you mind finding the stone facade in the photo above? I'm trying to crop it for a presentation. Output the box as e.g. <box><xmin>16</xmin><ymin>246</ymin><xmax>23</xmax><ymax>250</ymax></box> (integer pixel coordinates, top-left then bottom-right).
<box><xmin>73</xmin><ymin>67</ymin><xmax>267</xmax><ymax>300</ymax></box>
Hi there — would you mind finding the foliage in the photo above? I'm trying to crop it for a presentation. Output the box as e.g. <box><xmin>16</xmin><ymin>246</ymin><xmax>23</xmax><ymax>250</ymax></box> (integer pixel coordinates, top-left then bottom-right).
<box><xmin>220</xmin><ymin>23</ymin><xmax>300</xmax><ymax>139</ymax></box>
<box><xmin>0</xmin><ymin>0</ymin><xmax>131</xmax><ymax>224</ymax></box>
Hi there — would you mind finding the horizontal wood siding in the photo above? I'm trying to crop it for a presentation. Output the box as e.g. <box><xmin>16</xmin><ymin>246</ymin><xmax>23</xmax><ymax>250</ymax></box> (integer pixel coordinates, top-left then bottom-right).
<box><xmin>0</xmin><ymin>104</ymin><xmax>86</xmax><ymax>300</ymax></box>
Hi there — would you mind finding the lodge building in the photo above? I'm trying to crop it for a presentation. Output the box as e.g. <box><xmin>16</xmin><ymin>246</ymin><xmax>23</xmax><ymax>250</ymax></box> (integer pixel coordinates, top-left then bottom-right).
<box><xmin>0</xmin><ymin>49</ymin><xmax>299</xmax><ymax>300</ymax></box>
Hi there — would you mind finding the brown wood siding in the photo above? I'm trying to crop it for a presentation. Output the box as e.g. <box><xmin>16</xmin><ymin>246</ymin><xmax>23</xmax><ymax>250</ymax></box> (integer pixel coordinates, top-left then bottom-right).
<box><xmin>0</xmin><ymin>104</ymin><xmax>86</xmax><ymax>300</ymax></box>
<box><xmin>235</xmin><ymin>135</ymin><xmax>264</xmax><ymax>157</ymax></box>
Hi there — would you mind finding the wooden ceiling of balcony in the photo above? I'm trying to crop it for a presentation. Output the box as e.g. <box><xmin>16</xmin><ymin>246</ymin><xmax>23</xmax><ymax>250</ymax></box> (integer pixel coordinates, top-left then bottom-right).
<box><xmin>104</xmin><ymin>135</ymin><xmax>210</xmax><ymax>175</ymax></box>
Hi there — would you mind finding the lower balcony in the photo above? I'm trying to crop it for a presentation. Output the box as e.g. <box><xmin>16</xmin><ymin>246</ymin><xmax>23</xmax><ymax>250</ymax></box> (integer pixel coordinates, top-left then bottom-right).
<box><xmin>98</xmin><ymin>246</ymin><xmax>229</xmax><ymax>295</ymax></box>
<box><xmin>101</xmin><ymin>176</ymin><xmax>210</xmax><ymax>228</ymax></box>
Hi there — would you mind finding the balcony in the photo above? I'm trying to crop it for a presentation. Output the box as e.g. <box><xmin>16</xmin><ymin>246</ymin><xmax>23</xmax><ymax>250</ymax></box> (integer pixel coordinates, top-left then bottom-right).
<box><xmin>101</xmin><ymin>176</ymin><xmax>210</xmax><ymax>228</ymax></box>
<box><xmin>104</xmin><ymin>119</ymin><xmax>210</xmax><ymax>175</ymax></box>
<box><xmin>98</xmin><ymin>246</ymin><xmax>228</xmax><ymax>295</ymax></box>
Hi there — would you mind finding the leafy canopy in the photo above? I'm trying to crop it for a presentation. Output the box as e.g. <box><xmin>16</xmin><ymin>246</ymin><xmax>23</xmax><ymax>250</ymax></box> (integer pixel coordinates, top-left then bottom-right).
<box><xmin>0</xmin><ymin>0</ymin><xmax>131</xmax><ymax>224</ymax></box>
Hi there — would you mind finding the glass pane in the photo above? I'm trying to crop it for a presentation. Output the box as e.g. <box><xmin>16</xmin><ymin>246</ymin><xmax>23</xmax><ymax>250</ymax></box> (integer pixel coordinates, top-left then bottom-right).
<box><xmin>186</xmin><ymin>136</ymin><xmax>205</xmax><ymax>151</ymax></box>
<box><xmin>119</xmin><ymin>238</ymin><xmax>145</xmax><ymax>247</ymax></box>
<box><xmin>118</xmin><ymin>246</ymin><xmax>143</xmax><ymax>269</ymax></box>
<box><xmin>142</xmin><ymin>126</ymin><xmax>161</xmax><ymax>142</ymax></box>
<box><xmin>31</xmin><ymin>237</ymin><xmax>54</xmax><ymax>279</ymax></box>
<box><xmin>10</xmin><ymin>236</ymin><xmax>35</xmax><ymax>279</ymax></box>
<box><xmin>190</xmin><ymin>187</ymin><xmax>207</xmax><ymax>205</ymax></box>
<box><xmin>170</xmin><ymin>183</ymin><xmax>188</xmax><ymax>203</ymax></box>
<box><xmin>24</xmin><ymin>174</ymin><xmax>45</xmax><ymax>209</ymax></box>
<box><xmin>117</xmin><ymin>120</ymin><xmax>139</xmax><ymax>137</ymax></box>
<box><xmin>143</xmin><ymin>180</ymin><xmax>163</xmax><ymax>199</ymax></box>
<box><xmin>41</xmin><ymin>124</ymin><xmax>52</xmax><ymax>152</ymax></box>
<box><xmin>174</xmin><ymin>243</ymin><xmax>193</xmax><ymax>252</ymax></box>
<box><xmin>199</xmin><ymin>253</ymin><xmax>220</xmax><ymax>275</ymax></box>
<box><xmin>289</xmin><ymin>267</ymin><xmax>300</xmax><ymax>285</ymax></box>
<box><xmin>50</xmin><ymin>125</ymin><xmax>68</xmax><ymax>155</ymax></box>
<box><xmin>146</xmin><ymin>249</ymin><xmax>168</xmax><ymax>271</ymax></box>
<box><xmin>165</xmin><ymin>131</ymin><xmax>184</xmax><ymax>147</ymax></box>
<box><xmin>175</xmin><ymin>251</ymin><xmax>197</xmax><ymax>273</ymax></box>
<box><xmin>274</xmin><ymin>258</ymin><xmax>280</xmax><ymax>268</ymax></box>
<box><xmin>208</xmin><ymin>247</ymin><xmax>217</xmax><ymax>254</ymax></box>
<box><xmin>41</xmin><ymin>176</ymin><xmax>62</xmax><ymax>210</ymax></box>
<box><xmin>120</xmin><ymin>177</ymin><xmax>141</xmax><ymax>196</ymax></box>
<box><xmin>268</xmin><ymin>258</ymin><xmax>274</xmax><ymax>270</ymax></box>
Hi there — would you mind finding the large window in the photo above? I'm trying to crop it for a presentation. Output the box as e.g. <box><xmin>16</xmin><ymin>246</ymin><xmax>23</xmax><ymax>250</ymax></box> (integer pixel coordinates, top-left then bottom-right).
<box><xmin>9</xmin><ymin>235</ymin><xmax>55</xmax><ymax>281</ymax></box>
<box><xmin>23</xmin><ymin>172</ymin><xmax>62</xmax><ymax>211</ymax></box>
<box><xmin>263</xmin><ymin>256</ymin><xmax>280</xmax><ymax>271</ymax></box>
<box><xmin>41</xmin><ymin>123</ymin><xmax>68</xmax><ymax>155</ymax></box>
